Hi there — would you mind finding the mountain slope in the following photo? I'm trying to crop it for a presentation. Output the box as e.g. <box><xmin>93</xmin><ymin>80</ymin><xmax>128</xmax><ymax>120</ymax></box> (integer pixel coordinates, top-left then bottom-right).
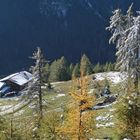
<box><xmin>0</xmin><ymin>71</ymin><xmax>126</xmax><ymax>139</ymax></box>
<box><xmin>0</xmin><ymin>0</ymin><xmax>140</xmax><ymax>74</ymax></box>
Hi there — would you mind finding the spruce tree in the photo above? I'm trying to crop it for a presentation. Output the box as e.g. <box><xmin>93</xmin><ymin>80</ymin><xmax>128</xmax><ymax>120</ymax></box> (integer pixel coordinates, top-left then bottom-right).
<box><xmin>27</xmin><ymin>47</ymin><xmax>46</xmax><ymax>138</ymax></box>
<box><xmin>48</xmin><ymin>60</ymin><xmax>59</xmax><ymax>82</ymax></box>
<box><xmin>49</xmin><ymin>56</ymin><xmax>69</xmax><ymax>82</ymax></box>
<box><xmin>72</xmin><ymin>63</ymin><xmax>80</xmax><ymax>78</ymax></box>
<box><xmin>93</xmin><ymin>63</ymin><xmax>103</xmax><ymax>73</ymax></box>
<box><xmin>30</xmin><ymin>47</ymin><xmax>45</xmax><ymax>120</ymax></box>
<box><xmin>42</xmin><ymin>62</ymin><xmax>50</xmax><ymax>83</ymax></box>
<box><xmin>59</xmin><ymin>56</ymin><xmax>69</xmax><ymax>81</ymax></box>
<box><xmin>68</xmin><ymin>63</ymin><xmax>74</xmax><ymax>80</ymax></box>
<box><xmin>106</xmin><ymin>8</ymin><xmax>127</xmax><ymax>71</ymax></box>
<box><xmin>124</xmin><ymin>14</ymin><xmax>140</xmax><ymax>94</ymax></box>
<box><xmin>80</xmin><ymin>54</ymin><xmax>93</xmax><ymax>76</ymax></box>
<box><xmin>107</xmin><ymin>5</ymin><xmax>140</xmax><ymax>139</ymax></box>
<box><xmin>103</xmin><ymin>62</ymin><xmax>115</xmax><ymax>72</ymax></box>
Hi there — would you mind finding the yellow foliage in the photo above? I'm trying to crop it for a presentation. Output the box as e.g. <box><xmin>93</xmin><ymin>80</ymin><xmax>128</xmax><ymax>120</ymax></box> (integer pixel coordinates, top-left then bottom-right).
<box><xmin>57</xmin><ymin>70</ymin><xmax>96</xmax><ymax>140</ymax></box>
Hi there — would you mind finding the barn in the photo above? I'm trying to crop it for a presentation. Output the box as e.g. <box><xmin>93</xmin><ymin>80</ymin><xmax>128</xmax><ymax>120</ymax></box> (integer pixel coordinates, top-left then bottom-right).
<box><xmin>0</xmin><ymin>71</ymin><xmax>33</xmax><ymax>97</ymax></box>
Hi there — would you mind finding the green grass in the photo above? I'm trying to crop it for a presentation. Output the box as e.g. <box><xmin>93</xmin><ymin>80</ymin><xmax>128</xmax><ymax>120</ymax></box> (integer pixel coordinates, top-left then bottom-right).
<box><xmin>0</xmin><ymin>73</ymin><xmax>125</xmax><ymax>139</ymax></box>
<box><xmin>0</xmin><ymin>98</ymin><xmax>19</xmax><ymax>106</ymax></box>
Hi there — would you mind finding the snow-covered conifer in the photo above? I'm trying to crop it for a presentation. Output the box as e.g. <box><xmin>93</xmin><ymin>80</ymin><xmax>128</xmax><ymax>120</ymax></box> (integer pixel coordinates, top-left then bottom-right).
<box><xmin>108</xmin><ymin>5</ymin><xmax>140</xmax><ymax>139</ymax></box>
<box><xmin>106</xmin><ymin>9</ymin><xmax>127</xmax><ymax>71</ymax></box>
<box><xmin>30</xmin><ymin>47</ymin><xmax>46</xmax><ymax>120</ymax></box>
<box><xmin>123</xmin><ymin>14</ymin><xmax>140</xmax><ymax>92</ymax></box>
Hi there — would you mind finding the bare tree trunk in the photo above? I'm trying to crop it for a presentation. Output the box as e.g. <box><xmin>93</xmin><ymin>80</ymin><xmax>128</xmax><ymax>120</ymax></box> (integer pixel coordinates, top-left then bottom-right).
<box><xmin>134</xmin><ymin>72</ymin><xmax>139</xmax><ymax>93</ymax></box>
<box><xmin>10</xmin><ymin>118</ymin><xmax>13</xmax><ymax>140</ymax></box>
<box><xmin>134</xmin><ymin>48</ymin><xmax>139</xmax><ymax>94</ymax></box>
<box><xmin>39</xmin><ymin>65</ymin><xmax>43</xmax><ymax>121</ymax></box>
<box><xmin>133</xmin><ymin>48</ymin><xmax>139</xmax><ymax>138</ymax></box>
<box><xmin>78</xmin><ymin>103</ymin><xmax>82</xmax><ymax>140</ymax></box>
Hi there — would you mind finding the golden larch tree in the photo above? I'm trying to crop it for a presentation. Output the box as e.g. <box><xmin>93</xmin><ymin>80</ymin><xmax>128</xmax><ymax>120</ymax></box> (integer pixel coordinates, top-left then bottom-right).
<box><xmin>58</xmin><ymin>70</ymin><xmax>96</xmax><ymax>140</ymax></box>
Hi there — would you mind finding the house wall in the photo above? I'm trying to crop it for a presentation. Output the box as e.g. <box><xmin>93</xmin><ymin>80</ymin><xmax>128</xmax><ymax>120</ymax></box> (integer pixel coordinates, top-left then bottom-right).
<box><xmin>4</xmin><ymin>80</ymin><xmax>22</xmax><ymax>91</ymax></box>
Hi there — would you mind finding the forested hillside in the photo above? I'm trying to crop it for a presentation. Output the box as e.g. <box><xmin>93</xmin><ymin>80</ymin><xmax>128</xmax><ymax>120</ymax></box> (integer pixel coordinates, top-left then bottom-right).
<box><xmin>0</xmin><ymin>0</ymin><xmax>140</xmax><ymax>74</ymax></box>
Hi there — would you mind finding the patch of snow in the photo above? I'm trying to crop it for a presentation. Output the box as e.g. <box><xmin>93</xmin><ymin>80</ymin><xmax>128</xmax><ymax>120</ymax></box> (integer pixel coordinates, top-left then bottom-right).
<box><xmin>0</xmin><ymin>97</ymin><xmax>20</xmax><ymax>101</ymax></box>
<box><xmin>41</xmin><ymin>86</ymin><xmax>47</xmax><ymax>89</ymax></box>
<box><xmin>51</xmin><ymin>98</ymin><xmax>55</xmax><ymax>101</ymax></box>
<box><xmin>52</xmin><ymin>81</ymin><xmax>66</xmax><ymax>85</ymax></box>
<box><xmin>32</xmin><ymin>127</ymin><xmax>38</xmax><ymax>132</ymax></box>
<box><xmin>88</xmin><ymin>89</ymin><xmax>95</xmax><ymax>94</ymax></box>
<box><xmin>105</xmin><ymin>122</ymin><xmax>114</xmax><ymax>127</ymax></box>
<box><xmin>47</xmin><ymin>108</ymin><xmax>63</xmax><ymax>113</ymax></box>
<box><xmin>128</xmin><ymin>100</ymin><xmax>133</xmax><ymax>105</ymax></box>
<box><xmin>123</xmin><ymin>138</ymin><xmax>131</xmax><ymax>140</ymax></box>
<box><xmin>14</xmin><ymin>110</ymin><xmax>24</xmax><ymax>116</ymax></box>
<box><xmin>96</xmin><ymin>114</ymin><xmax>113</xmax><ymax>121</ymax></box>
<box><xmin>33</xmin><ymin>95</ymin><xmax>38</xmax><ymax>99</ymax></box>
<box><xmin>0</xmin><ymin>105</ymin><xmax>12</xmax><ymax>111</ymax></box>
<box><xmin>56</xmin><ymin>94</ymin><xmax>65</xmax><ymax>98</ymax></box>
<box><xmin>96</xmin><ymin>122</ymin><xmax>114</xmax><ymax>128</ymax></box>
<box><xmin>29</xmin><ymin>103</ymin><xmax>37</xmax><ymax>109</ymax></box>
<box><xmin>94</xmin><ymin>73</ymin><xmax>105</xmax><ymax>81</ymax></box>
<box><xmin>96</xmin><ymin>124</ymin><xmax>105</xmax><ymax>128</ymax></box>
<box><xmin>94</xmin><ymin>72</ymin><xmax>127</xmax><ymax>84</ymax></box>
<box><xmin>0</xmin><ymin>100</ymin><xmax>30</xmax><ymax>115</ymax></box>
<box><xmin>109</xmin><ymin>108</ymin><xmax>116</xmax><ymax>112</ymax></box>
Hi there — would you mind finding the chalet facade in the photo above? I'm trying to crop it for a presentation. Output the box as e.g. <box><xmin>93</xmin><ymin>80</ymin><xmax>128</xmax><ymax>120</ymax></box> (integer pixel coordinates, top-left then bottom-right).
<box><xmin>0</xmin><ymin>71</ymin><xmax>33</xmax><ymax>97</ymax></box>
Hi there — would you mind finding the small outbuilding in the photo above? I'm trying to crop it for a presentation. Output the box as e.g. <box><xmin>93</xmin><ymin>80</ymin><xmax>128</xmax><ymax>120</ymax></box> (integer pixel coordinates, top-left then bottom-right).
<box><xmin>0</xmin><ymin>71</ymin><xmax>33</xmax><ymax>97</ymax></box>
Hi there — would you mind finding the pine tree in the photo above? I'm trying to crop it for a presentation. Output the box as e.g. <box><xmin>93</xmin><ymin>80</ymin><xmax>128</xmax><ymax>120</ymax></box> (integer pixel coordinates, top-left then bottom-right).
<box><xmin>124</xmin><ymin>14</ymin><xmax>140</xmax><ymax>93</ymax></box>
<box><xmin>38</xmin><ymin>112</ymin><xmax>61</xmax><ymax>140</ymax></box>
<box><xmin>30</xmin><ymin>47</ymin><xmax>45</xmax><ymax>120</ymax></box>
<box><xmin>80</xmin><ymin>54</ymin><xmax>93</xmax><ymax>76</ymax></box>
<box><xmin>107</xmin><ymin>5</ymin><xmax>140</xmax><ymax>139</ymax></box>
<box><xmin>68</xmin><ymin>63</ymin><xmax>74</xmax><ymax>80</ymax></box>
<box><xmin>109</xmin><ymin>4</ymin><xmax>140</xmax><ymax>92</ymax></box>
<box><xmin>93</xmin><ymin>63</ymin><xmax>103</xmax><ymax>73</ymax></box>
<box><xmin>107</xmin><ymin>5</ymin><xmax>140</xmax><ymax>91</ymax></box>
<box><xmin>107</xmin><ymin>4</ymin><xmax>137</xmax><ymax>77</ymax></box>
<box><xmin>42</xmin><ymin>62</ymin><xmax>50</xmax><ymax>83</ymax></box>
<box><xmin>103</xmin><ymin>62</ymin><xmax>115</xmax><ymax>72</ymax></box>
<box><xmin>48</xmin><ymin>60</ymin><xmax>59</xmax><ymax>82</ymax></box>
<box><xmin>59</xmin><ymin>56</ymin><xmax>69</xmax><ymax>81</ymax></box>
<box><xmin>103</xmin><ymin>62</ymin><xmax>109</xmax><ymax>72</ymax></box>
<box><xmin>117</xmin><ymin>81</ymin><xmax>140</xmax><ymax>139</ymax></box>
<box><xmin>106</xmin><ymin>8</ymin><xmax>127</xmax><ymax>71</ymax></box>
<box><xmin>49</xmin><ymin>56</ymin><xmax>69</xmax><ymax>82</ymax></box>
<box><xmin>26</xmin><ymin>47</ymin><xmax>46</xmax><ymax>139</ymax></box>
<box><xmin>72</xmin><ymin>63</ymin><xmax>80</xmax><ymax>78</ymax></box>
<box><xmin>122</xmin><ymin>13</ymin><xmax>140</xmax><ymax>138</ymax></box>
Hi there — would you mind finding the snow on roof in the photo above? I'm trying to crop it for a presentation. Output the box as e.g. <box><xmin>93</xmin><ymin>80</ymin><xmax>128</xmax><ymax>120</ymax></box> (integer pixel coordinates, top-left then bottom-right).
<box><xmin>0</xmin><ymin>82</ymin><xmax>5</xmax><ymax>89</ymax></box>
<box><xmin>0</xmin><ymin>71</ymin><xmax>33</xmax><ymax>86</ymax></box>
